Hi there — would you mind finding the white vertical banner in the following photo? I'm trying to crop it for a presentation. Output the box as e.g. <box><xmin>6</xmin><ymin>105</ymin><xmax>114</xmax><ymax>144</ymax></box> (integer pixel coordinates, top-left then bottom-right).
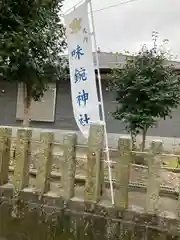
<box><xmin>64</xmin><ymin>1</ymin><xmax>100</xmax><ymax>138</ymax></box>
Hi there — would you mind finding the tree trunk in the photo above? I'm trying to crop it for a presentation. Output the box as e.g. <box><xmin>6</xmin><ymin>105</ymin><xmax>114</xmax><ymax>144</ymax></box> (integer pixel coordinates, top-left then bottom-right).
<box><xmin>130</xmin><ymin>131</ymin><xmax>136</xmax><ymax>150</ymax></box>
<box><xmin>141</xmin><ymin>126</ymin><xmax>147</xmax><ymax>152</ymax></box>
<box><xmin>22</xmin><ymin>83</ymin><xmax>32</xmax><ymax>127</ymax></box>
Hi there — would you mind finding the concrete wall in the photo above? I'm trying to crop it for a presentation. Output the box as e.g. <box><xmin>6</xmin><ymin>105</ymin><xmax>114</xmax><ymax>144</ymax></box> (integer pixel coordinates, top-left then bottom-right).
<box><xmin>1</xmin><ymin>81</ymin><xmax>180</xmax><ymax>138</ymax></box>
<box><xmin>0</xmin><ymin>81</ymin><xmax>122</xmax><ymax>131</ymax></box>
<box><xmin>16</xmin><ymin>83</ymin><xmax>56</xmax><ymax>122</ymax></box>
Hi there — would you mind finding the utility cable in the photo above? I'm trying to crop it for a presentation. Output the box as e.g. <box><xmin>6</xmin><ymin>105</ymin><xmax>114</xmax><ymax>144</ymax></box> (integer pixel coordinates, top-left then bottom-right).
<box><xmin>93</xmin><ymin>0</ymin><xmax>141</xmax><ymax>13</ymax></box>
<box><xmin>64</xmin><ymin>0</ymin><xmax>140</xmax><ymax>15</ymax></box>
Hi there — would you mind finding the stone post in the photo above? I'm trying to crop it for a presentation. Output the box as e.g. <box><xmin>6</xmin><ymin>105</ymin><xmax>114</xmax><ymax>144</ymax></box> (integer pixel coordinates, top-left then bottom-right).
<box><xmin>61</xmin><ymin>133</ymin><xmax>77</xmax><ymax>201</ymax></box>
<box><xmin>0</xmin><ymin>127</ymin><xmax>12</xmax><ymax>185</ymax></box>
<box><xmin>84</xmin><ymin>123</ymin><xmax>104</xmax><ymax>203</ymax></box>
<box><xmin>145</xmin><ymin>140</ymin><xmax>162</xmax><ymax>213</ymax></box>
<box><xmin>13</xmin><ymin>128</ymin><xmax>32</xmax><ymax>191</ymax></box>
<box><xmin>115</xmin><ymin>136</ymin><xmax>131</xmax><ymax>209</ymax></box>
<box><xmin>177</xmin><ymin>177</ymin><xmax>180</xmax><ymax>218</ymax></box>
<box><xmin>35</xmin><ymin>131</ymin><xmax>54</xmax><ymax>195</ymax></box>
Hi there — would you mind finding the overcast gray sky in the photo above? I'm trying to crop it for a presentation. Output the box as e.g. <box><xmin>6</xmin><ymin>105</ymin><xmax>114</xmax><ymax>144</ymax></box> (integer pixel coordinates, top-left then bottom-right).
<box><xmin>63</xmin><ymin>0</ymin><xmax>180</xmax><ymax>60</ymax></box>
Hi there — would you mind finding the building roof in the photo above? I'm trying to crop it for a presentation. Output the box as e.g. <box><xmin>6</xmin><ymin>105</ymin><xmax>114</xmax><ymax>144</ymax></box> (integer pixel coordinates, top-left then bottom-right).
<box><xmin>91</xmin><ymin>52</ymin><xmax>180</xmax><ymax>70</ymax></box>
<box><xmin>64</xmin><ymin>52</ymin><xmax>180</xmax><ymax>70</ymax></box>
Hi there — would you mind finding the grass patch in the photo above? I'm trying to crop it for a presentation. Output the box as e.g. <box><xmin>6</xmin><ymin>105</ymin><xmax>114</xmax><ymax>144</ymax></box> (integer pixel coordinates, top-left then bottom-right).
<box><xmin>163</xmin><ymin>157</ymin><xmax>180</xmax><ymax>168</ymax></box>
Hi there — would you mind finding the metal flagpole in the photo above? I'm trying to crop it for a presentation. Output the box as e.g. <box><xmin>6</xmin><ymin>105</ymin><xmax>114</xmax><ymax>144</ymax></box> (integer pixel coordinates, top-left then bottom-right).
<box><xmin>88</xmin><ymin>0</ymin><xmax>115</xmax><ymax>205</ymax></box>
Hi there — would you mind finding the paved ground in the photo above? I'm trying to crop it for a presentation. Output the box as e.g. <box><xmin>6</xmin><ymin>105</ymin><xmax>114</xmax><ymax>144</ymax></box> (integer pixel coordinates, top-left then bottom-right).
<box><xmin>8</xmin><ymin>125</ymin><xmax>180</xmax><ymax>151</ymax></box>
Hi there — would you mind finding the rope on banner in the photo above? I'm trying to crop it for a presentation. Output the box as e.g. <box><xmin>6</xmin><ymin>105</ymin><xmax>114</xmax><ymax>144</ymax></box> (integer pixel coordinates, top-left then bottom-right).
<box><xmin>88</xmin><ymin>0</ymin><xmax>115</xmax><ymax>206</ymax></box>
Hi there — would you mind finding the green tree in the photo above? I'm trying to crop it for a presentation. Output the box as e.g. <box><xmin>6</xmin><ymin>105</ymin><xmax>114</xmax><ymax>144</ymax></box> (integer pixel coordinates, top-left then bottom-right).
<box><xmin>0</xmin><ymin>0</ymin><xmax>67</xmax><ymax>126</ymax></box>
<box><xmin>109</xmin><ymin>41</ymin><xmax>180</xmax><ymax>151</ymax></box>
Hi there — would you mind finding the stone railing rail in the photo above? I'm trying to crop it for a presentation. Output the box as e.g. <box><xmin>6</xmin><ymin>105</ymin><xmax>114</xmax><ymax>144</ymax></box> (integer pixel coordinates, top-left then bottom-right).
<box><xmin>0</xmin><ymin>123</ymin><xmax>180</xmax><ymax>239</ymax></box>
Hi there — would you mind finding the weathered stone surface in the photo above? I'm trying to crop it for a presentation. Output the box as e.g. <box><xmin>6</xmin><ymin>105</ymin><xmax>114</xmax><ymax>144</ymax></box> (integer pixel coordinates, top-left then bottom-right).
<box><xmin>0</xmin><ymin>196</ymin><xmax>180</xmax><ymax>239</ymax></box>
<box><xmin>105</xmin><ymin>219</ymin><xmax>120</xmax><ymax>240</ymax></box>
<box><xmin>0</xmin><ymin>125</ymin><xmax>180</xmax><ymax>239</ymax></box>
<box><xmin>35</xmin><ymin>131</ymin><xmax>54</xmax><ymax>195</ymax></box>
<box><xmin>84</xmin><ymin>123</ymin><xmax>104</xmax><ymax>203</ymax></box>
<box><xmin>119</xmin><ymin>222</ymin><xmax>133</xmax><ymax>239</ymax></box>
<box><xmin>146</xmin><ymin>140</ymin><xmax>163</xmax><ymax>213</ymax></box>
<box><xmin>13</xmin><ymin>128</ymin><xmax>32</xmax><ymax>192</ymax></box>
<box><xmin>0</xmin><ymin>127</ymin><xmax>12</xmax><ymax>185</ymax></box>
<box><xmin>0</xmin><ymin>201</ymin><xmax>12</xmax><ymax>237</ymax></box>
<box><xmin>177</xmin><ymin>177</ymin><xmax>180</xmax><ymax>218</ymax></box>
<box><xmin>115</xmin><ymin>136</ymin><xmax>131</xmax><ymax>209</ymax></box>
<box><xmin>131</xmin><ymin>225</ymin><xmax>146</xmax><ymax>240</ymax></box>
<box><xmin>147</xmin><ymin>228</ymin><xmax>167</xmax><ymax>240</ymax></box>
<box><xmin>61</xmin><ymin>133</ymin><xmax>77</xmax><ymax>200</ymax></box>
<box><xmin>0</xmin><ymin>184</ymin><xmax>14</xmax><ymax>199</ymax></box>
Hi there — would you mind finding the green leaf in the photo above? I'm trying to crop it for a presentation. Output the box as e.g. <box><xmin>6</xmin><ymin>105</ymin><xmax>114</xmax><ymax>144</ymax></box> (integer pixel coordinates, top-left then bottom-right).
<box><xmin>108</xmin><ymin>41</ymin><xmax>180</xmax><ymax>137</ymax></box>
<box><xmin>0</xmin><ymin>0</ymin><xmax>68</xmax><ymax>100</ymax></box>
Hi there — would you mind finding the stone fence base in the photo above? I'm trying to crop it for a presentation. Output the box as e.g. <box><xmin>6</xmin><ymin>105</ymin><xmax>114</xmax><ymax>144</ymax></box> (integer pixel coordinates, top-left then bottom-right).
<box><xmin>0</xmin><ymin>187</ymin><xmax>179</xmax><ymax>240</ymax></box>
